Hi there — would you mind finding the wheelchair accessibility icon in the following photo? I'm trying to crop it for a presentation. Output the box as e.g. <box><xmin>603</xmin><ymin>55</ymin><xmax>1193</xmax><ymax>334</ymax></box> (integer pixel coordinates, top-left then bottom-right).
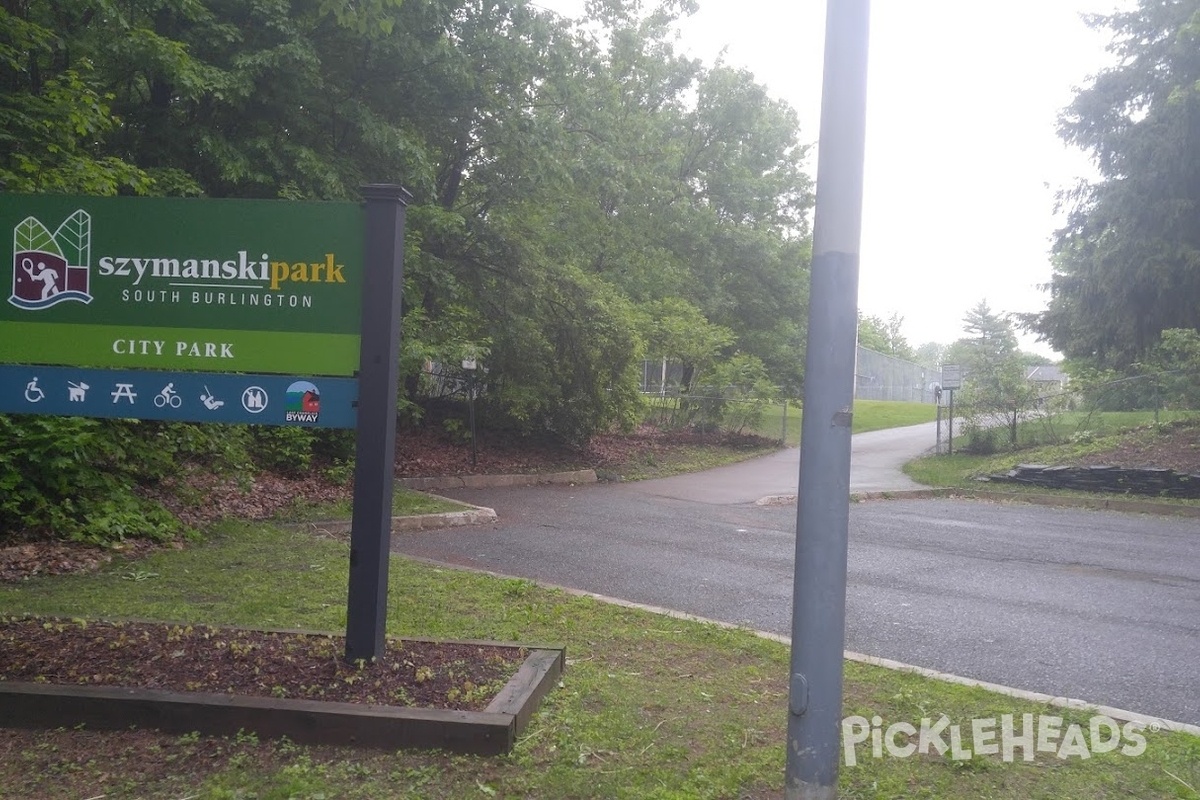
<box><xmin>24</xmin><ymin>377</ymin><xmax>45</xmax><ymax>403</ymax></box>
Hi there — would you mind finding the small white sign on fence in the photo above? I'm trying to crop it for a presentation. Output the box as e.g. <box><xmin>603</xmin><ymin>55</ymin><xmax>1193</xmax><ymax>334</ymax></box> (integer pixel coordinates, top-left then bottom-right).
<box><xmin>942</xmin><ymin>364</ymin><xmax>962</xmax><ymax>390</ymax></box>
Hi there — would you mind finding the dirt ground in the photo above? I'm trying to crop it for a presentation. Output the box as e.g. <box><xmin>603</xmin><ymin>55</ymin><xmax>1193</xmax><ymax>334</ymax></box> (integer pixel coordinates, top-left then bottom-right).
<box><xmin>1073</xmin><ymin>419</ymin><xmax>1200</xmax><ymax>473</ymax></box>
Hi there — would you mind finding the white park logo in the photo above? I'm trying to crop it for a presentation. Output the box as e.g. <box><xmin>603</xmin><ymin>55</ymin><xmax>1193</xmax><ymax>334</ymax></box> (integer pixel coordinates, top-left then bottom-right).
<box><xmin>9</xmin><ymin>210</ymin><xmax>93</xmax><ymax>310</ymax></box>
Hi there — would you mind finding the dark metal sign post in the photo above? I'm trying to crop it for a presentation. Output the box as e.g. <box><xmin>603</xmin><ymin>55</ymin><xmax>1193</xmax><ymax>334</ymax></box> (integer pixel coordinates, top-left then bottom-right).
<box><xmin>940</xmin><ymin>365</ymin><xmax>962</xmax><ymax>457</ymax></box>
<box><xmin>345</xmin><ymin>185</ymin><xmax>412</xmax><ymax>663</ymax></box>
<box><xmin>787</xmin><ymin>1</ymin><xmax>870</xmax><ymax>798</ymax></box>
<box><xmin>948</xmin><ymin>389</ymin><xmax>955</xmax><ymax>455</ymax></box>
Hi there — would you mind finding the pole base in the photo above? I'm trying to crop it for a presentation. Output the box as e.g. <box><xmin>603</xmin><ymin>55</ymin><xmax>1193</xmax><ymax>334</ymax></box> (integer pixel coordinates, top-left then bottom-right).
<box><xmin>785</xmin><ymin>781</ymin><xmax>838</xmax><ymax>800</ymax></box>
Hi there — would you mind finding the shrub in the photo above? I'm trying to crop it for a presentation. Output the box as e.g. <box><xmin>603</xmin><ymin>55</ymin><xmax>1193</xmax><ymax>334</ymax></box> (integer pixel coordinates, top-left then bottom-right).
<box><xmin>0</xmin><ymin>415</ymin><xmax>183</xmax><ymax>546</ymax></box>
<box><xmin>962</xmin><ymin>424</ymin><xmax>998</xmax><ymax>455</ymax></box>
<box><xmin>0</xmin><ymin>415</ymin><xmax>351</xmax><ymax>546</ymax></box>
<box><xmin>248</xmin><ymin>426</ymin><xmax>317</xmax><ymax>476</ymax></box>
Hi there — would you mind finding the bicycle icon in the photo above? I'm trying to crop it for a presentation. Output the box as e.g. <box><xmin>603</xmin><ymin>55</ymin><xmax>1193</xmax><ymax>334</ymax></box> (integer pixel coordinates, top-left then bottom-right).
<box><xmin>154</xmin><ymin>383</ymin><xmax>182</xmax><ymax>408</ymax></box>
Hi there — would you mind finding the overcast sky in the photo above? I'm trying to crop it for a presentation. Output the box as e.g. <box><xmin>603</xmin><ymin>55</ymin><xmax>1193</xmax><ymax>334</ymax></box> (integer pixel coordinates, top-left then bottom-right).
<box><xmin>533</xmin><ymin>0</ymin><xmax>1131</xmax><ymax>357</ymax></box>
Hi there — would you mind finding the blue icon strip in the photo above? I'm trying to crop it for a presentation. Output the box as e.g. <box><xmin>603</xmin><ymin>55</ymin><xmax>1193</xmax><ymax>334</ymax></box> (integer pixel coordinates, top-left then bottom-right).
<box><xmin>0</xmin><ymin>365</ymin><xmax>358</xmax><ymax>428</ymax></box>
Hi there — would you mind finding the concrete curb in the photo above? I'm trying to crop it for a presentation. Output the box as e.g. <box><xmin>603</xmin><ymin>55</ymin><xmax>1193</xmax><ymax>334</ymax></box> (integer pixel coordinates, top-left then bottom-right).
<box><xmin>392</xmin><ymin>505</ymin><xmax>497</xmax><ymax>533</ymax></box>
<box><xmin>757</xmin><ymin>488</ymin><xmax>1200</xmax><ymax>518</ymax></box>
<box><xmin>398</xmin><ymin>469</ymin><xmax>597</xmax><ymax>492</ymax></box>
<box><xmin>291</xmin><ymin>494</ymin><xmax>497</xmax><ymax>536</ymax></box>
<box><xmin>397</xmin><ymin>554</ymin><xmax>1200</xmax><ymax>738</ymax></box>
<box><xmin>837</xmin><ymin>650</ymin><xmax>1200</xmax><ymax>737</ymax></box>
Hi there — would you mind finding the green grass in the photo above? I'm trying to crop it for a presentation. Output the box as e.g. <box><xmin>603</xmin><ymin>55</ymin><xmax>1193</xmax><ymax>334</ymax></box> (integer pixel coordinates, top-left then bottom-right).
<box><xmin>997</xmin><ymin>409</ymin><xmax>1196</xmax><ymax>450</ymax></box>
<box><xmin>851</xmin><ymin>399</ymin><xmax>939</xmax><ymax>434</ymax></box>
<box><xmin>905</xmin><ymin>415</ymin><xmax>1200</xmax><ymax>508</ymax></box>
<box><xmin>1</xmin><ymin>524</ymin><xmax>1196</xmax><ymax>799</ymax></box>
<box><xmin>903</xmin><ymin>452</ymin><xmax>992</xmax><ymax>489</ymax></box>
<box><xmin>748</xmin><ymin>399</ymin><xmax>937</xmax><ymax>447</ymax></box>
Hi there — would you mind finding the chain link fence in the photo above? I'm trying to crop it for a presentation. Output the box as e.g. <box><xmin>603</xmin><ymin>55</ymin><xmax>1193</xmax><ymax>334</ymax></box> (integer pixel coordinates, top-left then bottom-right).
<box><xmin>938</xmin><ymin>371</ymin><xmax>1200</xmax><ymax>455</ymax></box>
<box><xmin>853</xmin><ymin>347</ymin><xmax>941</xmax><ymax>403</ymax></box>
<box><xmin>636</xmin><ymin>347</ymin><xmax>942</xmax><ymax>445</ymax></box>
<box><xmin>640</xmin><ymin>349</ymin><xmax>942</xmax><ymax>403</ymax></box>
<box><xmin>640</xmin><ymin>391</ymin><xmax>796</xmax><ymax>444</ymax></box>
<box><xmin>639</xmin><ymin>359</ymin><xmax>689</xmax><ymax>395</ymax></box>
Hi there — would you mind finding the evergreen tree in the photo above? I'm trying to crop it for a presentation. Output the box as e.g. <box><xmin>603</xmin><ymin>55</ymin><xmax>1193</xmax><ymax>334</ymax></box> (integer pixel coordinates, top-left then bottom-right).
<box><xmin>1028</xmin><ymin>0</ymin><xmax>1200</xmax><ymax>367</ymax></box>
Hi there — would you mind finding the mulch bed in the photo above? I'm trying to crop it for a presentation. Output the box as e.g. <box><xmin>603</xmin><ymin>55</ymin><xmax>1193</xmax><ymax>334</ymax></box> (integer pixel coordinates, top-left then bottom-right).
<box><xmin>0</xmin><ymin>617</ymin><xmax>527</xmax><ymax>712</ymax></box>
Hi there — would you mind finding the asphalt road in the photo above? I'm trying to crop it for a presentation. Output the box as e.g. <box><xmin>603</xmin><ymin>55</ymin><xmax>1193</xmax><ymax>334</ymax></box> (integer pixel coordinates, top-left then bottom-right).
<box><xmin>392</xmin><ymin>424</ymin><xmax>1200</xmax><ymax>725</ymax></box>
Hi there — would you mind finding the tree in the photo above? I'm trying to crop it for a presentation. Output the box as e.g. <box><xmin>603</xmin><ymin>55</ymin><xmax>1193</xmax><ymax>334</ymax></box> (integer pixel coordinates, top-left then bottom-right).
<box><xmin>914</xmin><ymin>341</ymin><xmax>947</xmax><ymax>369</ymax></box>
<box><xmin>1026</xmin><ymin>0</ymin><xmax>1200</xmax><ymax>367</ymax></box>
<box><xmin>858</xmin><ymin>312</ymin><xmax>915</xmax><ymax>361</ymax></box>
<box><xmin>0</xmin><ymin>0</ymin><xmax>815</xmax><ymax>447</ymax></box>
<box><xmin>857</xmin><ymin>313</ymin><xmax>891</xmax><ymax>353</ymax></box>
<box><xmin>883</xmin><ymin>313</ymin><xmax>915</xmax><ymax>361</ymax></box>
<box><xmin>0</xmin><ymin>5</ymin><xmax>151</xmax><ymax>194</ymax></box>
<box><xmin>955</xmin><ymin>301</ymin><xmax>1037</xmax><ymax>449</ymax></box>
<box><xmin>636</xmin><ymin>298</ymin><xmax>735</xmax><ymax>390</ymax></box>
<box><xmin>963</xmin><ymin>300</ymin><xmax>1018</xmax><ymax>362</ymax></box>
<box><xmin>1149</xmin><ymin>328</ymin><xmax>1200</xmax><ymax>409</ymax></box>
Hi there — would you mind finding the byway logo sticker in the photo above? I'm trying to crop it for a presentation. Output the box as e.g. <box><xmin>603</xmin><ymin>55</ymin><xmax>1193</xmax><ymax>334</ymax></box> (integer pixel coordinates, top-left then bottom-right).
<box><xmin>9</xmin><ymin>210</ymin><xmax>93</xmax><ymax>310</ymax></box>
<box><xmin>285</xmin><ymin>380</ymin><xmax>321</xmax><ymax>423</ymax></box>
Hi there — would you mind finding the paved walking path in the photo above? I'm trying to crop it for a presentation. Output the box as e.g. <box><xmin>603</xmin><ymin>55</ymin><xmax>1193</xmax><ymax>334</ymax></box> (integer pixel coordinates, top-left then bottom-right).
<box><xmin>621</xmin><ymin>421</ymin><xmax>936</xmax><ymax>504</ymax></box>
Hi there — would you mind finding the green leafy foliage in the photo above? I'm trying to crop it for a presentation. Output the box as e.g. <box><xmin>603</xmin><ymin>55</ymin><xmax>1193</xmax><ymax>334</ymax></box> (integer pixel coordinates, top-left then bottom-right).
<box><xmin>1</xmin><ymin>0</ymin><xmax>819</xmax><ymax>540</ymax></box>
<box><xmin>951</xmin><ymin>301</ymin><xmax>1040</xmax><ymax>451</ymax></box>
<box><xmin>694</xmin><ymin>353</ymin><xmax>778</xmax><ymax>434</ymax></box>
<box><xmin>1028</xmin><ymin>0</ymin><xmax>1200</xmax><ymax>367</ymax></box>
<box><xmin>858</xmin><ymin>312</ymin><xmax>916</xmax><ymax>361</ymax></box>
<box><xmin>3</xmin><ymin>0</ymin><xmax>814</xmax><ymax>447</ymax></box>
<box><xmin>1149</xmin><ymin>327</ymin><xmax>1200</xmax><ymax>409</ymax></box>
<box><xmin>486</xmin><ymin>264</ymin><xmax>646</xmax><ymax>446</ymax></box>
<box><xmin>0</xmin><ymin>416</ymin><xmax>181</xmax><ymax>545</ymax></box>
<box><xmin>0</xmin><ymin>413</ymin><xmax>356</xmax><ymax>545</ymax></box>
<box><xmin>1058</xmin><ymin>328</ymin><xmax>1200</xmax><ymax>415</ymax></box>
<box><xmin>247</xmin><ymin>427</ymin><xmax>317</xmax><ymax>477</ymax></box>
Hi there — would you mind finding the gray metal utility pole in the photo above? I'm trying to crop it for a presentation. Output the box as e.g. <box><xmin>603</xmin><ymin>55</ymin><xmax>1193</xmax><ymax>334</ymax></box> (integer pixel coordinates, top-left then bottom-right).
<box><xmin>786</xmin><ymin>1</ymin><xmax>871</xmax><ymax>798</ymax></box>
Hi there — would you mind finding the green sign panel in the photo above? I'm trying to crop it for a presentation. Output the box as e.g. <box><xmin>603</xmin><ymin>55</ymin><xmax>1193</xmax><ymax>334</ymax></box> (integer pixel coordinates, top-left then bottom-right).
<box><xmin>1</xmin><ymin>194</ymin><xmax>364</xmax><ymax>375</ymax></box>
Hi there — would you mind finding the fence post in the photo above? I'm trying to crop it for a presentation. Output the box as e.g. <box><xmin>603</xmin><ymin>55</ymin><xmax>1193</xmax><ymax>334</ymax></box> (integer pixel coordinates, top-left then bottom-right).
<box><xmin>936</xmin><ymin>404</ymin><xmax>942</xmax><ymax>454</ymax></box>
<box><xmin>948</xmin><ymin>390</ymin><xmax>955</xmax><ymax>456</ymax></box>
<box><xmin>782</xmin><ymin>398</ymin><xmax>789</xmax><ymax>445</ymax></box>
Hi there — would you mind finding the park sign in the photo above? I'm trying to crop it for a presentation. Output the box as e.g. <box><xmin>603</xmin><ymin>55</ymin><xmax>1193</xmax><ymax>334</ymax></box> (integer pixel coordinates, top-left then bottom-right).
<box><xmin>2</xmin><ymin>185</ymin><xmax>413</xmax><ymax>662</ymax></box>
<box><xmin>1</xmin><ymin>194</ymin><xmax>363</xmax><ymax>375</ymax></box>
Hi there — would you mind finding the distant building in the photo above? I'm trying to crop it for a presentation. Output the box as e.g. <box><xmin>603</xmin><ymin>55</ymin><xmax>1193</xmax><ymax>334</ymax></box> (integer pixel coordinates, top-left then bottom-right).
<box><xmin>1026</xmin><ymin>365</ymin><xmax>1068</xmax><ymax>392</ymax></box>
